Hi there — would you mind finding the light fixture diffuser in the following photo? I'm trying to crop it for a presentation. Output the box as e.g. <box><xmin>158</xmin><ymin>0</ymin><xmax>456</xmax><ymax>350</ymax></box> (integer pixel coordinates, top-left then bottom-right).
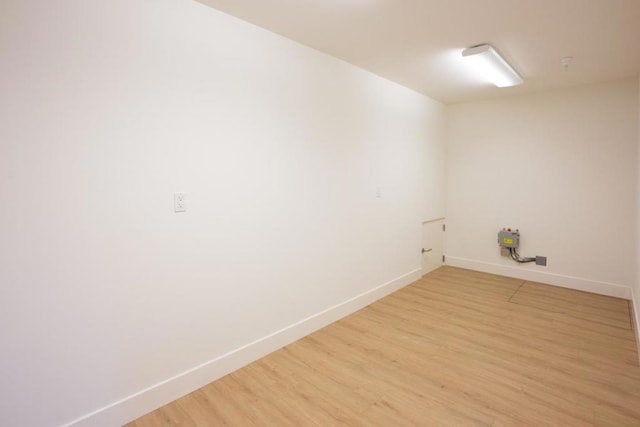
<box><xmin>462</xmin><ymin>44</ymin><xmax>523</xmax><ymax>88</ymax></box>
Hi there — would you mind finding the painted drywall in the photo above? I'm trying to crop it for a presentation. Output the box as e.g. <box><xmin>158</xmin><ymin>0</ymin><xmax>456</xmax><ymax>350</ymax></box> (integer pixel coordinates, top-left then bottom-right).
<box><xmin>446</xmin><ymin>78</ymin><xmax>638</xmax><ymax>297</ymax></box>
<box><xmin>635</xmin><ymin>74</ymin><xmax>640</xmax><ymax>351</ymax></box>
<box><xmin>0</xmin><ymin>0</ymin><xmax>446</xmax><ymax>425</ymax></box>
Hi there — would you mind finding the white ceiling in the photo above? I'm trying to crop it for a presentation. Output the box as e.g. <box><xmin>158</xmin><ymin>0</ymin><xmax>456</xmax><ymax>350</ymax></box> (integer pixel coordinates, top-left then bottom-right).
<box><xmin>195</xmin><ymin>0</ymin><xmax>640</xmax><ymax>104</ymax></box>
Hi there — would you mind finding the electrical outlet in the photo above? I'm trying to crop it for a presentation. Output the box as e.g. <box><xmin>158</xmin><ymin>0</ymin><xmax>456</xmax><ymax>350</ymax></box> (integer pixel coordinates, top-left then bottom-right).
<box><xmin>174</xmin><ymin>192</ymin><xmax>186</xmax><ymax>213</ymax></box>
<box><xmin>535</xmin><ymin>256</ymin><xmax>547</xmax><ymax>266</ymax></box>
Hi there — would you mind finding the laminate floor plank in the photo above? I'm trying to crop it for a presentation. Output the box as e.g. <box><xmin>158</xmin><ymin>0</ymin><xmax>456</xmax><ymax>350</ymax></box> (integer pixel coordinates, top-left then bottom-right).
<box><xmin>518</xmin><ymin>281</ymin><xmax>630</xmax><ymax>311</ymax></box>
<box><xmin>407</xmin><ymin>277</ymin><xmax>637</xmax><ymax>343</ymax></box>
<box><xmin>127</xmin><ymin>267</ymin><xmax>640</xmax><ymax>427</ymax></box>
<box><xmin>511</xmin><ymin>284</ymin><xmax>631</xmax><ymax>329</ymax></box>
<box><xmin>386</xmin><ymin>286</ymin><xmax>638</xmax><ymax>364</ymax></box>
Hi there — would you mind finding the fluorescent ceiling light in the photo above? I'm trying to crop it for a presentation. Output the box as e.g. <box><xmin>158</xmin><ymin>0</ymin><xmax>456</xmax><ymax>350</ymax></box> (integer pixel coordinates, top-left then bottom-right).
<box><xmin>462</xmin><ymin>44</ymin><xmax>523</xmax><ymax>88</ymax></box>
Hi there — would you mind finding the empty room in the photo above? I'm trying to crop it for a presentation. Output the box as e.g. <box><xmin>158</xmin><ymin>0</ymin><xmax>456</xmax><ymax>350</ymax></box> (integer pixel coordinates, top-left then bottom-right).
<box><xmin>1</xmin><ymin>0</ymin><xmax>640</xmax><ymax>426</ymax></box>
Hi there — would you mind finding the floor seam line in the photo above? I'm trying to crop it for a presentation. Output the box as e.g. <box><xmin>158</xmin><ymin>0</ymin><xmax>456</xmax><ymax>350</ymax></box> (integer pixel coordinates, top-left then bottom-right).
<box><xmin>508</xmin><ymin>281</ymin><xmax>526</xmax><ymax>302</ymax></box>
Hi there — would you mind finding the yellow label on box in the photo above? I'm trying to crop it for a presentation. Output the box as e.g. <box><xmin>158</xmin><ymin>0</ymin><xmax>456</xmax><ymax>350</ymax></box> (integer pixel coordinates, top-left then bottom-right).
<box><xmin>503</xmin><ymin>238</ymin><xmax>513</xmax><ymax>244</ymax></box>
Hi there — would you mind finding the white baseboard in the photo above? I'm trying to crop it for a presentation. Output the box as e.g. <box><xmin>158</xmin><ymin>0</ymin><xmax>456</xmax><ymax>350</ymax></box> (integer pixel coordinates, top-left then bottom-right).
<box><xmin>632</xmin><ymin>290</ymin><xmax>640</xmax><ymax>364</ymax></box>
<box><xmin>62</xmin><ymin>268</ymin><xmax>422</xmax><ymax>427</ymax></box>
<box><xmin>445</xmin><ymin>257</ymin><xmax>632</xmax><ymax>300</ymax></box>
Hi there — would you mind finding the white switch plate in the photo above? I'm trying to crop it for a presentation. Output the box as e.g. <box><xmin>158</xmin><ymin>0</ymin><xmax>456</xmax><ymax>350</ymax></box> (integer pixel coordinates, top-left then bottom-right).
<box><xmin>174</xmin><ymin>192</ymin><xmax>186</xmax><ymax>212</ymax></box>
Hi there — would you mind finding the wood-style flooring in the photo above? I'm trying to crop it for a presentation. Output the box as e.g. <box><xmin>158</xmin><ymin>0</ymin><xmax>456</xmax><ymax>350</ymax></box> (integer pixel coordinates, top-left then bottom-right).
<box><xmin>127</xmin><ymin>267</ymin><xmax>640</xmax><ymax>426</ymax></box>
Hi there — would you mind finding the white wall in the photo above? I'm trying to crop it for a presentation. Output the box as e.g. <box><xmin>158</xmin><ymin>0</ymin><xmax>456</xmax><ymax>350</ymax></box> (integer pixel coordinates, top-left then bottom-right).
<box><xmin>0</xmin><ymin>0</ymin><xmax>446</xmax><ymax>425</ymax></box>
<box><xmin>635</xmin><ymin>75</ymin><xmax>640</xmax><ymax>350</ymax></box>
<box><xmin>446</xmin><ymin>78</ymin><xmax>638</xmax><ymax>298</ymax></box>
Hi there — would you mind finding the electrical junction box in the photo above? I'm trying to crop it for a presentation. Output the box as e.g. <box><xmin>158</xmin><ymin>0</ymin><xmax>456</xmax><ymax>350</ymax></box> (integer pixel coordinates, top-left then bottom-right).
<box><xmin>498</xmin><ymin>229</ymin><xmax>520</xmax><ymax>248</ymax></box>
